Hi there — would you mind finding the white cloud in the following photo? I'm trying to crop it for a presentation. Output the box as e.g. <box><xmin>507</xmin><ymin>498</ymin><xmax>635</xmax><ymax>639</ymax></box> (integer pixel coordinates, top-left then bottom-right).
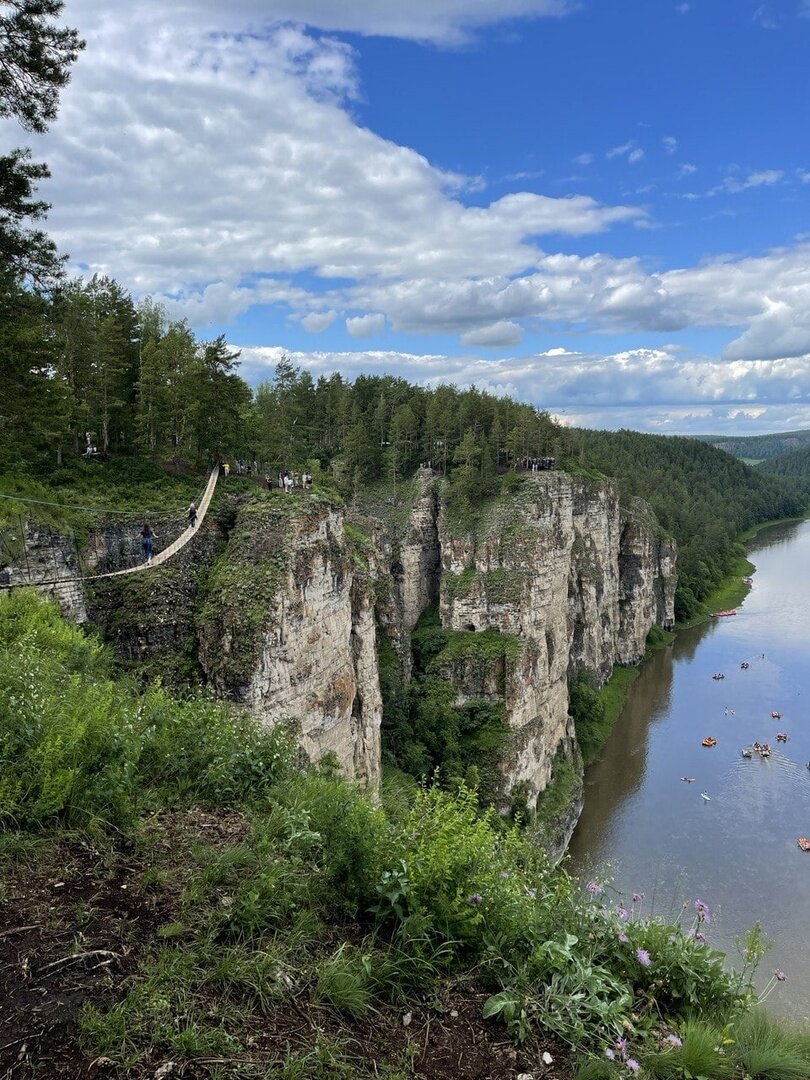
<box><xmin>300</xmin><ymin>310</ymin><xmax>338</xmax><ymax>332</ymax></box>
<box><xmin>752</xmin><ymin>4</ymin><xmax>779</xmax><ymax>28</ymax></box>
<box><xmin>574</xmin><ymin>152</ymin><xmax>595</xmax><ymax>165</ymax></box>
<box><xmin>679</xmin><ymin>162</ymin><xmax>698</xmax><ymax>177</ymax></box>
<box><xmin>628</xmin><ymin>148</ymin><xmax>645</xmax><ymax>164</ymax></box>
<box><xmin>662</xmin><ymin>136</ymin><xmax>678</xmax><ymax>154</ymax></box>
<box><xmin>676</xmin><ymin>3</ymin><xmax>691</xmax><ymax>12</ymax></box>
<box><xmin>346</xmin><ymin>312</ymin><xmax>386</xmax><ymax>337</ymax></box>
<box><xmin>460</xmin><ymin>320</ymin><xmax>523</xmax><ymax>347</ymax></box>
<box><xmin>607</xmin><ymin>141</ymin><xmax>637</xmax><ymax>160</ymax></box>
<box><xmin>695</xmin><ymin>169</ymin><xmax>785</xmax><ymax>197</ymax></box>
<box><xmin>12</xmin><ymin>8</ymin><xmax>646</xmax><ymax>328</ymax></box>
<box><xmin>796</xmin><ymin>169</ymin><xmax>810</xmax><ymax>183</ymax></box>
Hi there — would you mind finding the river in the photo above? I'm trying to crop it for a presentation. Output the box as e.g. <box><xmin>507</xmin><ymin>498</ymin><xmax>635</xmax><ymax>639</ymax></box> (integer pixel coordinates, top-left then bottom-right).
<box><xmin>568</xmin><ymin>519</ymin><xmax>810</xmax><ymax>1020</ymax></box>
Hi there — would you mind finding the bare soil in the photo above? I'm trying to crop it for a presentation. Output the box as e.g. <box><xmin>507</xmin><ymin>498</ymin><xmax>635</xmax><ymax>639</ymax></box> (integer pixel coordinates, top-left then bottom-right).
<box><xmin>0</xmin><ymin>811</ymin><xmax>574</xmax><ymax>1080</ymax></box>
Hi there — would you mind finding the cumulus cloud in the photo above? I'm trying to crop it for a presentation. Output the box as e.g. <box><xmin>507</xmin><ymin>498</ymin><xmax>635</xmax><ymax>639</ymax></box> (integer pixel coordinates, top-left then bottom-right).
<box><xmin>300</xmin><ymin>310</ymin><xmax>338</xmax><ymax>332</ymax></box>
<box><xmin>7</xmin><ymin>1</ymin><xmax>809</xmax><ymax>373</ymax></box>
<box><xmin>10</xmin><ymin>6</ymin><xmax>645</xmax><ymax>326</ymax></box>
<box><xmin>346</xmin><ymin>312</ymin><xmax>386</xmax><ymax>337</ymax></box>
<box><xmin>679</xmin><ymin>162</ymin><xmax>698</xmax><ymax>176</ymax></box>
<box><xmin>574</xmin><ymin>152</ymin><xmax>594</xmax><ymax>165</ymax></box>
<box><xmin>662</xmin><ymin>136</ymin><xmax>678</xmax><ymax>154</ymax></box>
<box><xmin>460</xmin><ymin>320</ymin><xmax>523</xmax><ymax>347</ymax></box>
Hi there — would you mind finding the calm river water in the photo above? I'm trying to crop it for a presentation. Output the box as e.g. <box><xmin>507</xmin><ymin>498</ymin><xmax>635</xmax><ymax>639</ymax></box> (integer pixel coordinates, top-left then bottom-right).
<box><xmin>568</xmin><ymin>520</ymin><xmax>810</xmax><ymax>1019</ymax></box>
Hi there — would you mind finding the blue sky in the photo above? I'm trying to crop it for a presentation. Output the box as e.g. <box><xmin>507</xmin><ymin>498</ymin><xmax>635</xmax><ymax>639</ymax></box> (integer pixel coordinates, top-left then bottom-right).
<box><xmin>7</xmin><ymin>0</ymin><xmax>810</xmax><ymax>433</ymax></box>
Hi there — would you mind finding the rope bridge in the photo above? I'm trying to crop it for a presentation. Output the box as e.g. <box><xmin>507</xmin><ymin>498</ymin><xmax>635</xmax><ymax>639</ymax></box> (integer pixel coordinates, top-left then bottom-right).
<box><xmin>0</xmin><ymin>467</ymin><xmax>219</xmax><ymax>590</ymax></box>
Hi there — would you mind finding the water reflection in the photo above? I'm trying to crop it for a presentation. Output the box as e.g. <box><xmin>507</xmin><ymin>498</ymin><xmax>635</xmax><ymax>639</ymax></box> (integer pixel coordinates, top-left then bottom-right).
<box><xmin>569</xmin><ymin>521</ymin><xmax>810</xmax><ymax>1021</ymax></box>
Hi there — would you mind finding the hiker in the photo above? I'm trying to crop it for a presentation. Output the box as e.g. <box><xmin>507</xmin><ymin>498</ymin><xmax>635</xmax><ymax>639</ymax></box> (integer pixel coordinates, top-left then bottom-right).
<box><xmin>140</xmin><ymin>523</ymin><xmax>156</xmax><ymax>566</ymax></box>
<box><xmin>265</xmin><ymin>473</ymin><xmax>273</xmax><ymax>491</ymax></box>
<box><xmin>223</xmin><ymin>462</ymin><xmax>230</xmax><ymax>478</ymax></box>
<box><xmin>188</xmin><ymin>501</ymin><xmax>198</xmax><ymax>528</ymax></box>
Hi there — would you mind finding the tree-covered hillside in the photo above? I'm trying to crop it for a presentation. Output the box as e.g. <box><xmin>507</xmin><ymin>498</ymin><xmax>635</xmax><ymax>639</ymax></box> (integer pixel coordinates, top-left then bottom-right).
<box><xmin>757</xmin><ymin>445</ymin><xmax>810</xmax><ymax>494</ymax></box>
<box><xmin>700</xmin><ymin>429</ymin><xmax>810</xmax><ymax>462</ymax></box>
<box><xmin>571</xmin><ymin>429</ymin><xmax>804</xmax><ymax>620</ymax></box>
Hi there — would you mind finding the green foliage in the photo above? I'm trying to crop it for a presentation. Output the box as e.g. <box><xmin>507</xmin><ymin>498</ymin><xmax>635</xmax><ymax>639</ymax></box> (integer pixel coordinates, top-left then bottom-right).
<box><xmin>380</xmin><ymin>606</ymin><xmax>511</xmax><ymax>805</ymax></box>
<box><xmin>643</xmin><ymin>1018</ymin><xmax>733</xmax><ymax>1078</ymax></box>
<box><xmin>729</xmin><ymin>1009</ymin><xmax>810</xmax><ymax>1080</ymax></box>
<box><xmin>0</xmin><ymin>591</ymin><xmax>296</xmax><ymax>827</ymax></box>
<box><xmin>316</xmin><ymin>943</ymin><xmax>373</xmax><ymax>1016</ymax></box>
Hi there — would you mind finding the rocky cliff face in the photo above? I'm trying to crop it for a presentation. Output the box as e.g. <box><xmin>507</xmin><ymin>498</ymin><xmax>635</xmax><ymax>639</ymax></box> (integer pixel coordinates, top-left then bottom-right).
<box><xmin>398</xmin><ymin>472</ymin><xmax>676</xmax><ymax>815</ymax></box>
<box><xmin>12</xmin><ymin>471</ymin><xmax>675</xmax><ymax>820</ymax></box>
<box><xmin>198</xmin><ymin>498</ymin><xmax>382</xmax><ymax>791</ymax></box>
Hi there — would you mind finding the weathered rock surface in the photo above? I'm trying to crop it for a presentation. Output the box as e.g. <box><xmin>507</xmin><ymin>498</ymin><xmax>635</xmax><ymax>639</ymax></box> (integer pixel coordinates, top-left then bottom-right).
<box><xmin>198</xmin><ymin>498</ymin><xmax>382</xmax><ymax>791</ymax></box>
<box><xmin>433</xmin><ymin>473</ymin><xmax>675</xmax><ymax>812</ymax></box>
<box><xmin>12</xmin><ymin>470</ymin><xmax>675</xmax><ymax>820</ymax></box>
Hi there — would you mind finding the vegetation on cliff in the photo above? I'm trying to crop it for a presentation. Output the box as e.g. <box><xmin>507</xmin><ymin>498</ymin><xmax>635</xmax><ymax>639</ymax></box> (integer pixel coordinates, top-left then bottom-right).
<box><xmin>5</xmin><ymin>591</ymin><xmax>805</xmax><ymax>1080</ymax></box>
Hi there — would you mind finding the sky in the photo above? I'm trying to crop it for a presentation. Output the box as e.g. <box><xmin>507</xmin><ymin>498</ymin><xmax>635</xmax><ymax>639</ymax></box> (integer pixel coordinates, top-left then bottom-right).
<box><xmin>6</xmin><ymin>0</ymin><xmax>810</xmax><ymax>434</ymax></box>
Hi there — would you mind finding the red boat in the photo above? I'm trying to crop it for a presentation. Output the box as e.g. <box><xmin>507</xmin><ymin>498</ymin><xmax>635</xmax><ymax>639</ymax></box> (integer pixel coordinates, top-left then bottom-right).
<box><xmin>710</xmin><ymin>609</ymin><xmax>737</xmax><ymax>617</ymax></box>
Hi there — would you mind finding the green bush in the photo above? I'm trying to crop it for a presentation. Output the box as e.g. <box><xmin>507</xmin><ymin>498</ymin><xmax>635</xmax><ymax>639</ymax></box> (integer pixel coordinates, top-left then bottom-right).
<box><xmin>0</xmin><ymin>591</ymin><xmax>295</xmax><ymax>827</ymax></box>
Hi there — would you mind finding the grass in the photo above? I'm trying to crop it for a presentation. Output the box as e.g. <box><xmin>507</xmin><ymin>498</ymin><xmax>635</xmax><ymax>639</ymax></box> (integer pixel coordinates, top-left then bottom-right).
<box><xmin>6</xmin><ymin>591</ymin><xmax>810</xmax><ymax>1079</ymax></box>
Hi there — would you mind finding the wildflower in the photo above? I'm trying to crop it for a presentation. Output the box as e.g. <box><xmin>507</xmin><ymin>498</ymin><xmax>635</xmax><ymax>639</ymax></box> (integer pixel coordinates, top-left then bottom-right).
<box><xmin>605</xmin><ymin>1048</ymin><xmax>616</xmax><ymax>1061</ymax></box>
<box><xmin>586</xmin><ymin>880</ymin><xmax>603</xmax><ymax>897</ymax></box>
<box><xmin>467</xmin><ymin>892</ymin><xmax>483</xmax><ymax>907</ymax></box>
<box><xmin>617</xmin><ymin>905</ymin><xmax>630</xmax><ymax>921</ymax></box>
<box><xmin>632</xmin><ymin>892</ymin><xmax>644</xmax><ymax>903</ymax></box>
<box><xmin>694</xmin><ymin>898</ymin><xmax>711</xmax><ymax>924</ymax></box>
<box><xmin>688</xmin><ymin>929</ymin><xmax>707</xmax><ymax>944</ymax></box>
<box><xmin>499</xmin><ymin>870</ymin><xmax>510</xmax><ymax>879</ymax></box>
<box><xmin>626</xmin><ymin>1060</ymin><xmax>640</xmax><ymax>1072</ymax></box>
<box><xmin>775</xmin><ymin>969</ymin><xmax>787</xmax><ymax>982</ymax></box>
<box><xmin>616</xmin><ymin>1037</ymin><xmax>628</xmax><ymax>1060</ymax></box>
<box><xmin>525</xmin><ymin>887</ymin><xmax>536</xmax><ymax>900</ymax></box>
<box><xmin>618</xmin><ymin>932</ymin><xmax>630</xmax><ymax>943</ymax></box>
<box><xmin>636</xmin><ymin>948</ymin><xmax>652</xmax><ymax>967</ymax></box>
<box><xmin>666</xmin><ymin>1034</ymin><xmax>683</xmax><ymax>1047</ymax></box>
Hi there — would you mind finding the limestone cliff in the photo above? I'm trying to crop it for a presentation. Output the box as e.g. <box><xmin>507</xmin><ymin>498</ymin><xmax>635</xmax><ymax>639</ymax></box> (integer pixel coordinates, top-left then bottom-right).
<box><xmin>11</xmin><ymin>470</ymin><xmax>675</xmax><ymax>823</ymax></box>
<box><xmin>197</xmin><ymin>497</ymin><xmax>382</xmax><ymax>791</ymax></box>
<box><xmin>379</xmin><ymin>471</ymin><xmax>675</xmax><ymax>820</ymax></box>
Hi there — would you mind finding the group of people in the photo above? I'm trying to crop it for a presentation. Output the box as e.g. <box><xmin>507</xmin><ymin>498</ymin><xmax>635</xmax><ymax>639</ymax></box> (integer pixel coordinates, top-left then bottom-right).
<box><xmin>271</xmin><ymin>470</ymin><xmax>312</xmax><ymax>493</ymax></box>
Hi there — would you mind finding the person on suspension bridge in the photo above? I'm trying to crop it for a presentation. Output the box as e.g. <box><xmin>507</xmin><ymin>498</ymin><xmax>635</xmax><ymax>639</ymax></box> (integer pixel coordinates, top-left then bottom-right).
<box><xmin>187</xmin><ymin>501</ymin><xmax>198</xmax><ymax>529</ymax></box>
<box><xmin>140</xmin><ymin>523</ymin><xmax>157</xmax><ymax>566</ymax></box>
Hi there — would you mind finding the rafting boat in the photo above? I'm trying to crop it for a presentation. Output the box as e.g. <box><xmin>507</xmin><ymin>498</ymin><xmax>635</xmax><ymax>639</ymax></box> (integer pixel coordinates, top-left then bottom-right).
<box><xmin>702</xmin><ymin>737</ymin><xmax>717</xmax><ymax>748</ymax></box>
<box><xmin>710</xmin><ymin>610</ymin><xmax>737</xmax><ymax>617</ymax></box>
<box><xmin>741</xmin><ymin>748</ymin><xmax>753</xmax><ymax>758</ymax></box>
<box><xmin>798</xmin><ymin>838</ymin><xmax>810</xmax><ymax>853</ymax></box>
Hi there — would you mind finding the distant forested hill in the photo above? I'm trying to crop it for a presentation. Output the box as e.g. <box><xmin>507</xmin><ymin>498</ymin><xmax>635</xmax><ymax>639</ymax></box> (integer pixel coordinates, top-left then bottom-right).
<box><xmin>699</xmin><ymin>430</ymin><xmax>810</xmax><ymax>462</ymax></box>
<box><xmin>572</xmin><ymin>429</ymin><xmax>806</xmax><ymax>620</ymax></box>
<box><xmin>757</xmin><ymin>446</ymin><xmax>810</xmax><ymax>493</ymax></box>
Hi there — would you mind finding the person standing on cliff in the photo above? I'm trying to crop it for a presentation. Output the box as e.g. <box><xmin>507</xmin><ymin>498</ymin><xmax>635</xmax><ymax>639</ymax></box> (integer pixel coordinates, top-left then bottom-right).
<box><xmin>140</xmin><ymin>523</ymin><xmax>156</xmax><ymax>566</ymax></box>
<box><xmin>187</xmin><ymin>501</ymin><xmax>198</xmax><ymax>529</ymax></box>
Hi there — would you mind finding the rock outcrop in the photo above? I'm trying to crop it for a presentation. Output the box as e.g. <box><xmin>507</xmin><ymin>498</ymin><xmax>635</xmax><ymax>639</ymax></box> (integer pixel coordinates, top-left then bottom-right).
<box><xmin>198</xmin><ymin>497</ymin><xmax>382</xmax><ymax>791</ymax></box>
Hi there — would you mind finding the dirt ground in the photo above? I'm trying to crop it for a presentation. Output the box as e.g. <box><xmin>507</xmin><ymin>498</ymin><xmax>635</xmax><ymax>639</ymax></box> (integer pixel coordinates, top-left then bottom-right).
<box><xmin>0</xmin><ymin>812</ymin><xmax>574</xmax><ymax>1080</ymax></box>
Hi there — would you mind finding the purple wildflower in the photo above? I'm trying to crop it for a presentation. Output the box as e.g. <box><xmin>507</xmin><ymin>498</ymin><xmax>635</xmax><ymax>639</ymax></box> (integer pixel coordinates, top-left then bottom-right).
<box><xmin>694</xmin><ymin>898</ymin><xmax>711</xmax><ymax>924</ymax></box>
<box><xmin>636</xmin><ymin>948</ymin><xmax>652</xmax><ymax>967</ymax></box>
<box><xmin>775</xmin><ymin>969</ymin><xmax>787</xmax><ymax>982</ymax></box>
<box><xmin>666</xmin><ymin>1034</ymin><xmax>683</xmax><ymax>1047</ymax></box>
<box><xmin>626</xmin><ymin>1059</ymin><xmax>640</xmax><ymax>1072</ymax></box>
<box><xmin>632</xmin><ymin>892</ymin><xmax>644</xmax><ymax>903</ymax></box>
<box><xmin>616</xmin><ymin>1037</ymin><xmax>628</xmax><ymax>1061</ymax></box>
<box><xmin>467</xmin><ymin>892</ymin><xmax>483</xmax><ymax>907</ymax></box>
<box><xmin>618</xmin><ymin>932</ymin><xmax>630</xmax><ymax>943</ymax></box>
<box><xmin>605</xmin><ymin>1048</ymin><xmax>616</xmax><ymax>1061</ymax></box>
<box><xmin>617</xmin><ymin>905</ymin><xmax>630</xmax><ymax>921</ymax></box>
<box><xmin>586</xmin><ymin>880</ymin><xmax>603</xmax><ymax>898</ymax></box>
<box><xmin>499</xmin><ymin>870</ymin><xmax>510</xmax><ymax>879</ymax></box>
